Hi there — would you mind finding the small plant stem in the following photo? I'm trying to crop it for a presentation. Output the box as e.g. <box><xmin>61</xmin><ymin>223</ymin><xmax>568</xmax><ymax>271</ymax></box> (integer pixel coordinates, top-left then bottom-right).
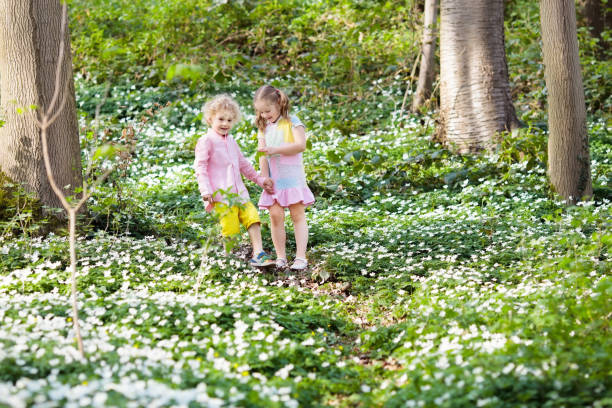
<box><xmin>33</xmin><ymin>1</ymin><xmax>137</xmax><ymax>361</ymax></box>
<box><xmin>41</xmin><ymin>123</ymin><xmax>86</xmax><ymax>360</ymax></box>
<box><xmin>69</xmin><ymin>209</ymin><xmax>84</xmax><ymax>356</ymax></box>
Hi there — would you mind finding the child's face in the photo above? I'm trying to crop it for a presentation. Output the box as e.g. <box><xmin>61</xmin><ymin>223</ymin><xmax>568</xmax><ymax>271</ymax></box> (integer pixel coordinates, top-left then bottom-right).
<box><xmin>207</xmin><ymin>110</ymin><xmax>236</xmax><ymax>136</ymax></box>
<box><xmin>254</xmin><ymin>99</ymin><xmax>281</xmax><ymax>124</ymax></box>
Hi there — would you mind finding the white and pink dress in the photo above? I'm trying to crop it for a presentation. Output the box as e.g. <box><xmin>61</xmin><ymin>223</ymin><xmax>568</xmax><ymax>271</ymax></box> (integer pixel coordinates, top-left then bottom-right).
<box><xmin>258</xmin><ymin>115</ymin><xmax>315</xmax><ymax>209</ymax></box>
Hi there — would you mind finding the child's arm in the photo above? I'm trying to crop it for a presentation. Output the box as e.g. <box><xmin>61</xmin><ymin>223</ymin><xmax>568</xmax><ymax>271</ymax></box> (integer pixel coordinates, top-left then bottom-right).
<box><xmin>258</xmin><ymin>125</ymin><xmax>306</xmax><ymax>156</ymax></box>
<box><xmin>194</xmin><ymin>138</ymin><xmax>213</xmax><ymax>201</ymax></box>
<box><xmin>258</xmin><ymin>135</ymin><xmax>270</xmax><ymax>177</ymax></box>
<box><xmin>257</xmin><ymin>135</ymin><xmax>274</xmax><ymax>193</ymax></box>
<box><xmin>259</xmin><ymin>156</ymin><xmax>270</xmax><ymax>177</ymax></box>
<box><xmin>236</xmin><ymin>142</ymin><xmax>267</xmax><ymax>188</ymax></box>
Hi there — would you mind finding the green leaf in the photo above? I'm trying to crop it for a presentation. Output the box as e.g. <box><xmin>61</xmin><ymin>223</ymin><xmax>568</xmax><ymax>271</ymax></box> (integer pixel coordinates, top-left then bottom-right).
<box><xmin>405</xmin><ymin>153</ymin><xmax>425</xmax><ymax>164</ymax></box>
<box><xmin>166</xmin><ymin>63</ymin><xmax>205</xmax><ymax>82</ymax></box>
<box><xmin>92</xmin><ymin>144</ymin><xmax>117</xmax><ymax>162</ymax></box>
<box><xmin>327</xmin><ymin>151</ymin><xmax>341</xmax><ymax>163</ymax></box>
<box><xmin>166</xmin><ymin>65</ymin><xmax>177</xmax><ymax>82</ymax></box>
<box><xmin>101</xmin><ymin>46</ymin><xmax>125</xmax><ymax>59</ymax></box>
<box><xmin>443</xmin><ymin>171</ymin><xmax>459</xmax><ymax>186</ymax></box>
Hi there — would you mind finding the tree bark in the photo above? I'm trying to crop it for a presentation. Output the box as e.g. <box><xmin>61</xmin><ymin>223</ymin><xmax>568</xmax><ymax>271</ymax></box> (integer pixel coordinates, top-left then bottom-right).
<box><xmin>439</xmin><ymin>0</ymin><xmax>520</xmax><ymax>153</ymax></box>
<box><xmin>412</xmin><ymin>0</ymin><xmax>438</xmax><ymax>112</ymax></box>
<box><xmin>577</xmin><ymin>0</ymin><xmax>609</xmax><ymax>49</ymax></box>
<box><xmin>0</xmin><ymin>0</ymin><xmax>82</xmax><ymax>211</ymax></box>
<box><xmin>540</xmin><ymin>0</ymin><xmax>592</xmax><ymax>203</ymax></box>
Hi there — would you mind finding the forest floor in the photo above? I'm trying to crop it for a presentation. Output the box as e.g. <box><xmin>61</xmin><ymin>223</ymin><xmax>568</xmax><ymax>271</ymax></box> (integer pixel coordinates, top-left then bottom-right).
<box><xmin>1</xmin><ymin>77</ymin><xmax>610</xmax><ymax>407</ymax></box>
<box><xmin>1</xmin><ymin>0</ymin><xmax>611</xmax><ymax>404</ymax></box>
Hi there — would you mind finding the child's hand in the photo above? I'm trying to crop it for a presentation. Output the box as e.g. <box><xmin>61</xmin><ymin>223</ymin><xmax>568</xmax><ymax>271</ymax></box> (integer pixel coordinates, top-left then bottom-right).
<box><xmin>257</xmin><ymin>146</ymin><xmax>277</xmax><ymax>155</ymax></box>
<box><xmin>202</xmin><ymin>194</ymin><xmax>213</xmax><ymax>203</ymax></box>
<box><xmin>257</xmin><ymin>137</ymin><xmax>266</xmax><ymax>150</ymax></box>
<box><xmin>263</xmin><ymin>178</ymin><xmax>274</xmax><ymax>193</ymax></box>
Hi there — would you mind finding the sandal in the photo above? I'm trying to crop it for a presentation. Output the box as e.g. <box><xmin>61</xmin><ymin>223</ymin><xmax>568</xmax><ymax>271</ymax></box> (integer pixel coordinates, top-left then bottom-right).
<box><xmin>290</xmin><ymin>257</ymin><xmax>308</xmax><ymax>270</ymax></box>
<box><xmin>275</xmin><ymin>258</ymin><xmax>288</xmax><ymax>269</ymax></box>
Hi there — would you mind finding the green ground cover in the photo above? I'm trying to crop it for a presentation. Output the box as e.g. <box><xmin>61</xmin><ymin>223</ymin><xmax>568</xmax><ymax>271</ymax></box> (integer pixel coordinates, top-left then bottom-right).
<box><xmin>1</xmin><ymin>0</ymin><xmax>610</xmax><ymax>407</ymax></box>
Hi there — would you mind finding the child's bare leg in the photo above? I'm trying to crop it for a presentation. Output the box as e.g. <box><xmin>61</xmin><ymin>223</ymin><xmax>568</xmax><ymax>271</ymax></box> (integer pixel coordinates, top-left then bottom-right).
<box><xmin>269</xmin><ymin>203</ymin><xmax>286</xmax><ymax>260</ymax></box>
<box><xmin>247</xmin><ymin>222</ymin><xmax>264</xmax><ymax>257</ymax></box>
<box><xmin>289</xmin><ymin>203</ymin><xmax>308</xmax><ymax>259</ymax></box>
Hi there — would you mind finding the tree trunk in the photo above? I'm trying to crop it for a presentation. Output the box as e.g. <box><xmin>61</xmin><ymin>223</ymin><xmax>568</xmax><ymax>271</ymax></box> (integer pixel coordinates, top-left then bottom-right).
<box><xmin>412</xmin><ymin>0</ymin><xmax>438</xmax><ymax>112</ymax></box>
<box><xmin>0</xmin><ymin>0</ymin><xmax>82</xmax><ymax>211</ymax></box>
<box><xmin>439</xmin><ymin>0</ymin><xmax>520</xmax><ymax>153</ymax></box>
<box><xmin>540</xmin><ymin>0</ymin><xmax>592</xmax><ymax>203</ymax></box>
<box><xmin>577</xmin><ymin>0</ymin><xmax>609</xmax><ymax>49</ymax></box>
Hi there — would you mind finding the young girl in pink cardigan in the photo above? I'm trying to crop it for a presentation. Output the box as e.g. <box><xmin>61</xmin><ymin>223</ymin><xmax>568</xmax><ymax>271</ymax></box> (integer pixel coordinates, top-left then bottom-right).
<box><xmin>194</xmin><ymin>94</ymin><xmax>274</xmax><ymax>267</ymax></box>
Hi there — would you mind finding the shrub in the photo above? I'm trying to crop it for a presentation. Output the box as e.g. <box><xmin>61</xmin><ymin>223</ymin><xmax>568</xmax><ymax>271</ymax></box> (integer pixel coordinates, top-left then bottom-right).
<box><xmin>0</xmin><ymin>171</ymin><xmax>45</xmax><ymax>237</ymax></box>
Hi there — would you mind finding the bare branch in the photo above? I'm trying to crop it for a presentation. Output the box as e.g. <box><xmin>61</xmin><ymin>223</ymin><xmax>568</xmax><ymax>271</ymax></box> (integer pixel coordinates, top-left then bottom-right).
<box><xmin>31</xmin><ymin>111</ymin><xmax>43</xmax><ymax>129</ymax></box>
<box><xmin>47</xmin><ymin>88</ymin><xmax>69</xmax><ymax>127</ymax></box>
<box><xmin>84</xmin><ymin>147</ymin><xmax>97</xmax><ymax>178</ymax></box>
<box><xmin>33</xmin><ymin>1</ymin><xmax>140</xmax><ymax>359</ymax></box>
<box><xmin>85</xmin><ymin>82</ymin><xmax>112</xmax><ymax>177</ymax></box>
<box><xmin>45</xmin><ymin>1</ymin><xmax>68</xmax><ymax>118</ymax></box>
<box><xmin>401</xmin><ymin>52</ymin><xmax>421</xmax><ymax>113</ymax></box>
<box><xmin>35</xmin><ymin>0</ymin><xmax>86</xmax><ymax>360</ymax></box>
<box><xmin>76</xmin><ymin>167</ymin><xmax>113</xmax><ymax>211</ymax></box>
<box><xmin>40</xmin><ymin>127</ymin><xmax>71</xmax><ymax>210</ymax></box>
<box><xmin>94</xmin><ymin>82</ymin><xmax>112</xmax><ymax>131</ymax></box>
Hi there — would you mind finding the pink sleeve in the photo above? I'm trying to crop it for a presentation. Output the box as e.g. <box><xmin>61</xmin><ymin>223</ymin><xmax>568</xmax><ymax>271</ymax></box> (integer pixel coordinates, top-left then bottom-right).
<box><xmin>194</xmin><ymin>137</ymin><xmax>213</xmax><ymax>196</ymax></box>
<box><xmin>236</xmin><ymin>142</ymin><xmax>265</xmax><ymax>187</ymax></box>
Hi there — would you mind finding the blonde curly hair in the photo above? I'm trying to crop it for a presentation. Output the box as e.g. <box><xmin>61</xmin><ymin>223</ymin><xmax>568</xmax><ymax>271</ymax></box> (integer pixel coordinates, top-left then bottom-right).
<box><xmin>202</xmin><ymin>94</ymin><xmax>242</xmax><ymax>124</ymax></box>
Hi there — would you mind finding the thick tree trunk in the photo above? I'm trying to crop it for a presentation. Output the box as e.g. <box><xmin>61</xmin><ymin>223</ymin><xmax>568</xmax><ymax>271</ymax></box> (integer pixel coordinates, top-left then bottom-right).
<box><xmin>540</xmin><ymin>0</ymin><xmax>592</xmax><ymax>203</ymax></box>
<box><xmin>411</xmin><ymin>0</ymin><xmax>438</xmax><ymax>112</ymax></box>
<box><xmin>0</xmin><ymin>0</ymin><xmax>82</xmax><ymax>211</ymax></box>
<box><xmin>439</xmin><ymin>0</ymin><xmax>520</xmax><ymax>153</ymax></box>
<box><xmin>577</xmin><ymin>0</ymin><xmax>608</xmax><ymax>49</ymax></box>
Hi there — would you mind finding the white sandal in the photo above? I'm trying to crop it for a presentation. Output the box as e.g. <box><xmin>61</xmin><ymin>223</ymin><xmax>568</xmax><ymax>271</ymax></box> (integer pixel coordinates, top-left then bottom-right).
<box><xmin>290</xmin><ymin>257</ymin><xmax>308</xmax><ymax>270</ymax></box>
<box><xmin>276</xmin><ymin>258</ymin><xmax>288</xmax><ymax>269</ymax></box>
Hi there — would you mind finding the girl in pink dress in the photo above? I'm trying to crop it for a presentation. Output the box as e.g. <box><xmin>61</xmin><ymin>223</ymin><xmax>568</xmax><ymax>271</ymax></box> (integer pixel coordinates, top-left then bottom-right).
<box><xmin>254</xmin><ymin>85</ymin><xmax>315</xmax><ymax>270</ymax></box>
